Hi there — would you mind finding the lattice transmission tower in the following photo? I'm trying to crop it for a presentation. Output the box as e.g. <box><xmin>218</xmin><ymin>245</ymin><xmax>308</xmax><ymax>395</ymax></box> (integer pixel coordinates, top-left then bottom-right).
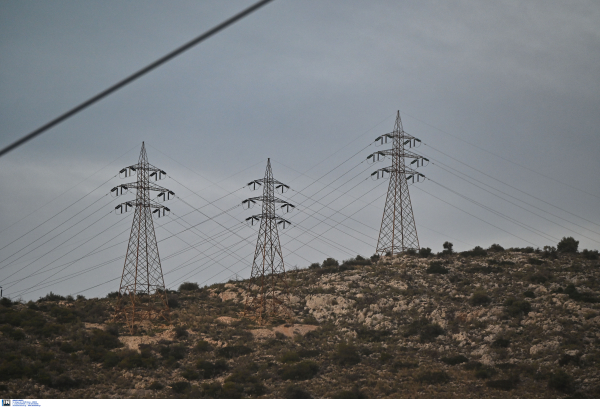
<box><xmin>111</xmin><ymin>142</ymin><xmax>175</xmax><ymax>332</ymax></box>
<box><xmin>368</xmin><ymin>111</ymin><xmax>428</xmax><ymax>255</ymax></box>
<box><xmin>242</xmin><ymin>159</ymin><xmax>294</xmax><ymax>323</ymax></box>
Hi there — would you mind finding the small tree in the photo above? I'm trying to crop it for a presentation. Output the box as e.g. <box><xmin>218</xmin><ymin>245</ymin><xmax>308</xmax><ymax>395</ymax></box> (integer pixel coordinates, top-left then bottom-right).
<box><xmin>442</xmin><ymin>241</ymin><xmax>453</xmax><ymax>254</ymax></box>
<box><xmin>557</xmin><ymin>237</ymin><xmax>579</xmax><ymax>253</ymax></box>
<box><xmin>322</xmin><ymin>258</ymin><xmax>339</xmax><ymax>268</ymax></box>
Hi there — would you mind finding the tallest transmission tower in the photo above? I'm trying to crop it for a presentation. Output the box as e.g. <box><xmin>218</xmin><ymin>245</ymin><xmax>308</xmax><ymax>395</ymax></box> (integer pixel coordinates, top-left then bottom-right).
<box><xmin>111</xmin><ymin>142</ymin><xmax>175</xmax><ymax>332</ymax></box>
<box><xmin>368</xmin><ymin>111</ymin><xmax>428</xmax><ymax>255</ymax></box>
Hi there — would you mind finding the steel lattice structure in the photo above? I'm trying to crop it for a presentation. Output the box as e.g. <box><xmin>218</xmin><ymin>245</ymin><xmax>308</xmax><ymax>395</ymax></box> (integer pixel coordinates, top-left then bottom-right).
<box><xmin>111</xmin><ymin>142</ymin><xmax>175</xmax><ymax>332</ymax></box>
<box><xmin>368</xmin><ymin>111</ymin><xmax>428</xmax><ymax>255</ymax></box>
<box><xmin>242</xmin><ymin>159</ymin><xmax>294</xmax><ymax>323</ymax></box>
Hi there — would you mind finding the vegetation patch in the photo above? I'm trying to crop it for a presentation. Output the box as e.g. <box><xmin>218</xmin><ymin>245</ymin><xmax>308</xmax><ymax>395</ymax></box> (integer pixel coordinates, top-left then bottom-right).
<box><xmin>416</xmin><ymin>370</ymin><xmax>450</xmax><ymax>384</ymax></box>
<box><xmin>441</xmin><ymin>355</ymin><xmax>469</xmax><ymax>365</ymax></box>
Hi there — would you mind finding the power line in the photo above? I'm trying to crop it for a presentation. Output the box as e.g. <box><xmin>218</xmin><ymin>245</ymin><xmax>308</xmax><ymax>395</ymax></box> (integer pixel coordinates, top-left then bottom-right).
<box><xmin>0</xmin><ymin>0</ymin><xmax>274</xmax><ymax>158</ymax></box>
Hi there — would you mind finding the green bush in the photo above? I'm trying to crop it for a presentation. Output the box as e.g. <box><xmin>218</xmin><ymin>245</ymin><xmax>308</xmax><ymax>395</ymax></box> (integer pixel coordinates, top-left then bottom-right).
<box><xmin>392</xmin><ymin>360</ymin><xmax>419</xmax><ymax>370</ymax></box>
<box><xmin>216</xmin><ymin>345</ymin><xmax>252</xmax><ymax>359</ymax></box>
<box><xmin>564</xmin><ymin>284</ymin><xmax>599</xmax><ymax>303</ymax></box>
<box><xmin>90</xmin><ymin>329</ymin><xmax>122</xmax><ymax>349</ymax></box>
<box><xmin>474</xmin><ymin>366</ymin><xmax>497</xmax><ymax>379</ymax></box>
<box><xmin>281</xmin><ymin>360</ymin><xmax>319</xmax><ymax>380</ymax></box>
<box><xmin>0</xmin><ymin>298</ymin><xmax>12</xmax><ymax>307</ymax></box>
<box><xmin>51</xmin><ymin>374</ymin><xmax>81</xmax><ymax>391</ymax></box>
<box><xmin>178</xmin><ymin>282</ymin><xmax>200</xmax><ymax>291</ymax></box>
<box><xmin>441</xmin><ymin>355</ymin><xmax>468</xmax><ymax>365</ymax></box>
<box><xmin>491</xmin><ymin>338</ymin><xmax>511</xmax><ymax>348</ymax></box>
<box><xmin>470</xmin><ymin>291</ymin><xmax>491</xmax><ymax>306</ymax></box>
<box><xmin>283</xmin><ymin>384</ymin><xmax>312</xmax><ymax>398</ymax></box>
<box><xmin>200</xmin><ymin>381</ymin><xmax>221</xmax><ymax>397</ymax></box>
<box><xmin>195</xmin><ymin>340</ymin><xmax>211</xmax><ymax>352</ymax></box>
<box><xmin>160</xmin><ymin>343</ymin><xmax>187</xmax><ymax>361</ymax></box>
<box><xmin>419</xmin><ymin>247</ymin><xmax>432</xmax><ymax>258</ymax></box>
<box><xmin>527</xmin><ymin>258</ymin><xmax>545</xmax><ymax>266</ymax></box>
<box><xmin>0</xmin><ymin>325</ymin><xmax>26</xmax><ymax>340</ymax></box>
<box><xmin>308</xmin><ymin>263</ymin><xmax>321</xmax><ymax>269</ymax></box>
<box><xmin>403</xmin><ymin>318</ymin><xmax>445</xmax><ymax>342</ymax></box>
<box><xmin>174</xmin><ymin>326</ymin><xmax>188</xmax><ymax>338</ymax></box>
<box><xmin>103</xmin><ymin>351</ymin><xmax>122</xmax><ymax>368</ymax></box>
<box><xmin>181</xmin><ymin>365</ymin><xmax>200</xmax><ymax>380</ymax></box>
<box><xmin>370</xmin><ymin>254</ymin><xmax>380</xmax><ymax>262</ymax></box>
<box><xmin>582</xmin><ymin>249</ymin><xmax>599</xmax><ymax>260</ymax></box>
<box><xmin>487</xmin><ymin>376</ymin><xmax>519</xmax><ymax>391</ymax></box>
<box><xmin>523</xmin><ymin>290</ymin><xmax>535</xmax><ymax>298</ymax></box>
<box><xmin>171</xmin><ymin>381</ymin><xmax>191</xmax><ymax>394</ymax></box>
<box><xmin>331</xmin><ymin>386</ymin><xmax>367</xmax><ymax>399</ymax></box>
<box><xmin>118</xmin><ymin>349</ymin><xmax>157</xmax><ymax>369</ymax></box>
<box><xmin>416</xmin><ymin>370</ymin><xmax>450</xmax><ymax>384</ymax></box>
<box><xmin>50</xmin><ymin>306</ymin><xmax>78</xmax><ymax>323</ymax></box>
<box><xmin>426</xmin><ymin>262</ymin><xmax>449</xmax><ymax>274</ymax></box>
<box><xmin>279</xmin><ymin>351</ymin><xmax>301</xmax><ymax>364</ymax></box>
<box><xmin>339</xmin><ymin>255</ymin><xmax>371</xmax><ymax>271</ymax></box>
<box><xmin>548</xmin><ymin>370</ymin><xmax>575</xmax><ymax>394</ymax></box>
<box><xmin>557</xmin><ymin>237</ymin><xmax>579</xmax><ymax>253</ymax></box>
<box><xmin>332</xmin><ymin>342</ymin><xmax>360</xmax><ymax>366</ymax></box>
<box><xmin>148</xmin><ymin>381</ymin><xmax>165</xmax><ymax>390</ymax></box>
<box><xmin>442</xmin><ymin>241</ymin><xmax>454</xmax><ymax>254</ymax></box>
<box><xmin>38</xmin><ymin>292</ymin><xmax>66</xmax><ymax>302</ymax></box>
<box><xmin>488</xmin><ymin>244</ymin><xmax>505</xmax><ymax>252</ymax></box>
<box><xmin>461</xmin><ymin>246</ymin><xmax>487</xmax><ymax>257</ymax></box>
<box><xmin>196</xmin><ymin>359</ymin><xmax>228</xmax><ymax>379</ymax></box>
<box><xmin>356</xmin><ymin>327</ymin><xmax>391</xmax><ymax>342</ymax></box>
<box><xmin>504</xmin><ymin>298</ymin><xmax>532</xmax><ymax>317</ymax></box>
<box><xmin>322</xmin><ymin>258</ymin><xmax>339</xmax><ymax>268</ymax></box>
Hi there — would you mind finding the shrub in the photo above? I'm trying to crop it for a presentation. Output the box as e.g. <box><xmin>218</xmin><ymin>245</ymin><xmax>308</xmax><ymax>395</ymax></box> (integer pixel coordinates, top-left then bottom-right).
<box><xmin>491</xmin><ymin>338</ymin><xmax>511</xmax><ymax>348</ymax></box>
<box><xmin>118</xmin><ymin>349</ymin><xmax>157</xmax><ymax>369</ymax></box>
<box><xmin>548</xmin><ymin>370</ymin><xmax>575</xmax><ymax>394</ymax></box>
<box><xmin>405</xmin><ymin>248</ymin><xmax>417</xmax><ymax>255</ymax></box>
<box><xmin>370</xmin><ymin>254</ymin><xmax>380</xmax><ymax>262</ymax></box>
<box><xmin>103</xmin><ymin>351</ymin><xmax>122</xmax><ymax>368</ymax></box>
<box><xmin>527</xmin><ymin>257</ymin><xmax>545</xmax><ymax>265</ymax></box>
<box><xmin>279</xmin><ymin>351</ymin><xmax>301</xmax><ymax>364</ymax></box>
<box><xmin>308</xmin><ymin>263</ymin><xmax>321</xmax><ymax>270</ymax></box>
<box><xmin>426</xmin><ymin>262</ymin><xmax>449</xmax><ymax>274</ymax></box>
<box><xmin>441</xmin><ymin>355</ymin><xmax>468</xmax><ymax>366</ymax></box>
<box><xmin>356</xmin><ymin>327</ymin><xmax>391</xmax><ymax>342</ymax></box>
<box><xmin>504</xmin><ymin>298</ymin><xmax>532</xmax><ymax>317</ymax></box>
<box><xmin>442</xmin><ymin>241</ymin><xmax>453</xmax><ymax>254</ymax></box>
<box><xmin>529</xmin><ymin>273</ymin><xmax>548</xmax><ymax>284</ymax></box>
<box><xmin>174</xmin><ymin>326</ymin><xmax>188</xmax><ymax>338</ymax></box>
<box><xmin>542</xmin><ymin>246</ymin><xmax>558</xmax><ymax>259</ymax></box>
<box><xmin>393</xmin><ymin>360</ymin><xmax>419</xmax><ymax>369</ymax></box>
<box><xmin>379</xmin><ymin>352</ymin><xmax>393</xmax><ymax>363</ymax></box>
<box><xmin>332</xmin><ymin>342</ymin><xmax>360</xmax><ymax>366</ymax></box>
<box><xmin>50</xmin><ymin>306</ymin><xmax>78</xmax><ymax>323</ymax></box>
<box><xmin>523</xmin><ymin>290</ymin><xmax>535</xmax><ymax>299</ymax></box>
<box><xmin>167</xmin><ymin>294</ymin><xmax>180</xmax><ymax>309</ymax></box>
<box><xmin>195</xmin><ymin>340</ymin><xmax>211</xmax><ymax>352</ymax></box>
<box><xmin>488</xmin><ymin>244</ymin><xmax>505</xmax><ymax>252</ymax></box>
<box><xmin>171</xmin><ymin>381</ymin><xmax>191</xmax><ymax>394</ymax></box>
<box><xmin>148</xmin><ymin>381</ymin><xmax>164</xmax><ymax>390</ymax></box>
<box><xmin>178</xmin><ymin>282</ymin><xmax>199</xmax><ymax>291</ymax></box>
<box><xmin>322</xmin><ymin>258</ymin><xmax>339</xmax><ymax>268</ymax></box>
<box><xmin>487</xmin><ymin>376</ymin><xmax>519</xmax><ymax>391</ymax></box>
<box><xmin>90</xmin><ymin>329</ymin><xmax>122</xmax><ymax>349</ymax></box>
<box><xmin>216</xmin><ymin>345</ymin><xmax>252</xmax><ymax>359</ymax></box>
<box><xmin>557</xmin><ymin>237</ymin><xmax>579</xmax><ymax>253</ymax></box>
<box><xmin>339</xmin><ymin>255</ymin><xmax>371</xmax><ymax>271</ymax></box>
<box><xmin>403</xmin><ymin>318</ymin><xmax>445</xmax><ymax>342</ymax></box>
<box><xmin>470</xmin><ymin>291</ymin><xmax>491</xmax><ymax>306</ymax></box>
<box><xmin>160</xmin><ymin>343</ymin><xmax>187</xmax><ymax>361</ymax></box>
<box><xmin>181</xmin><ymin>366</ymin><xmax>200</xmax><ymax>380</ymax></box>
<box><xmin>196</xmin><ymin>359</ymin><xmax>228</xmax><ymax>379</ymax></box>
<box><xmin>221</xmin><ymin>382</ymin><xmax>243</xmax><ymax>398</ymax></box>
<box><xmin>558</xmin><ymin>353</ymin><xmax>581</xmax><ymax>367</ymax></box>
<box><xmin>38</xmin><ymin>292</ymin><xmax>66</xmax><ymax>302</ymax></box>
<box><xmin>331</xmin><ymin>386</ymin><xmax>367</xmax><ymax>399</ymax></box>
<box><xmin>51</xmin><ymin>374</ymin><xmax>81</xmax><ymax>391</ymax></box>
<box><xmin>474</xmin><ymin>366</ymin><xmax>497</xmax><ymax>379</ymax></box>
<box><xmin>281</xmin><ymin>360</ymin><xmax>319</xmax><ymax>380</ymax></box>
<box><xmin>283</xmin><ymin>384</ymin><xmax>312</xmax><ymax>398</ymax></box>
<box><xmin>0</xmin><ymin>298</ymin><xmax>12</xmax><ymax>307</ymax></box>
<box><xmin>106</xmin><ymin>291</ymin><xmax>121</xmax><ymax>299</ymax></box>
<box><xmin>416</xmin><ymin>370</ymin><xmax>450</xmax><ymax>384</ymax></box>
<box><xmin>582</xmin><ymin>249</ymin><xmax>599</xmax><ymax>260</ymax></box>
<box><xmin>461</xmin><ymin>246</ymin><xmax>487</xmax><ymax>257</ymax></box>
<box><xmin>419</xmin><ymin>247</ymin><xmax>432</xmax><ymax>258</ymax></box>
<box><xmin>564</xmin><ymin>284</ymin><xmax>599</xmax><ymax>303</ymax></box>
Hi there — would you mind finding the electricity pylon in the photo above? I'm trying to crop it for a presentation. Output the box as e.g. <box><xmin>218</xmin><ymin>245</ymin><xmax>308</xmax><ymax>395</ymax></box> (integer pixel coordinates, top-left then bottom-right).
<box><xmin>368</xmin><ymin>111</ymin><xmax>428</xmax><ymax>255</ymax></box>
<box><xmin>111</xmin><ymin>142</ymin><xmax>175</xmax><ymax>332</ymax></box>
<box><xmin>242</xmin><ymin>158</ymin><xmax>294</xmax><ymax>323</ymax></box>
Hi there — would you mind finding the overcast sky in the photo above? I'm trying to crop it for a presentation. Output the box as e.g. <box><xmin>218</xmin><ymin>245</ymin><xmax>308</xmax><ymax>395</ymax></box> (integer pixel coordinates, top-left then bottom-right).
<box><xmin>1</xmin><ymin>0</ymin><xmax>599</xmax><ymax>300</ymax></box>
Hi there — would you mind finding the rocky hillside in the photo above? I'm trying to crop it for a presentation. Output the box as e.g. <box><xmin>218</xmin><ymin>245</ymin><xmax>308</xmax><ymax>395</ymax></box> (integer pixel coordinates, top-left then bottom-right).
<box><xmin>1</xmin><ymin>244</ymin><xmax>599</xmax><ymax>398</ymax></box>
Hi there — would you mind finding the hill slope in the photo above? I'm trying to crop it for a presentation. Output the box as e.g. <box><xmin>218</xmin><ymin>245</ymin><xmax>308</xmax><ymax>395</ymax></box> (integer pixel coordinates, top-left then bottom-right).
<box><xmin>1</xmin><ymin>248</ymin><xmax>599</xmax><ymax>398</ymax></box>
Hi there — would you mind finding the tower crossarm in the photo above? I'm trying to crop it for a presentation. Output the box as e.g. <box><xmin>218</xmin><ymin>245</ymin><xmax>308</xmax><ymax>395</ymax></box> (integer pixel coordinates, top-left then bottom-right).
<box><xmin>113</xmin><ymin>181</ymin><xmax>174</xmax><ymax>195</ymax></box>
